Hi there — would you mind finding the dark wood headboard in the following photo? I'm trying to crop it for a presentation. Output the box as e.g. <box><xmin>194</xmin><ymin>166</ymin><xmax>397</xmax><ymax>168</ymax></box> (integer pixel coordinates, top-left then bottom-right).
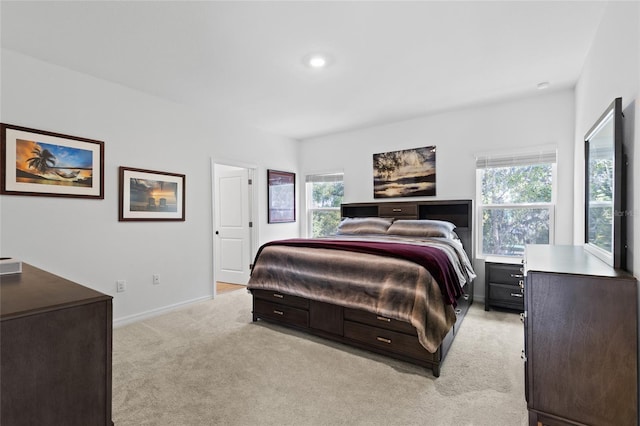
<box><xmin>340</xmin><ymin>200</ymin><xmax>474</xmax><ymax>259</ymax></box>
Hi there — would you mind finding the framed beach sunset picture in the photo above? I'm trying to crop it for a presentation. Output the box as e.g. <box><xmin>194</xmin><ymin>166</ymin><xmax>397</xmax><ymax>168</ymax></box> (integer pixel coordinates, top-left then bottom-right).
<box><xmin>119</xmin><ymin>166</ymin><xmax>185</xmax><ymax>222</ymax></box>
<box><xmin>1</xmin><ymin>124</ymin><xmax>104</xmax><ymax>198</ymax></box>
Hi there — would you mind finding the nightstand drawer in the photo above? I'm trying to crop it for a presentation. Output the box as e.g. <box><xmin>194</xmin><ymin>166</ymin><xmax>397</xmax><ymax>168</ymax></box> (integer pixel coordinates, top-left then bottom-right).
<box><xmin>488</xmin><ymin>264</ymin><xmax>524</xmax><ymax>286</ymax></box>
<box><xmin>488</xmin><ymin>283</ymin><xmax>524</xmax><ymax>309</ymax></box>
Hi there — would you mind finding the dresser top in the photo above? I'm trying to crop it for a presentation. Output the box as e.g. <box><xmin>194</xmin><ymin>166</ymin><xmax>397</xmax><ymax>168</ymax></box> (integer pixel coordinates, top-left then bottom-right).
<box><xmin>525</xmin><ymin>244</ymin><xmax>634</xmax><ymax>279</ymax></box>
<box><xmin>0</xmin><ymin>263</ymin><xmax>111</xmax><ymax>320</ymax></box>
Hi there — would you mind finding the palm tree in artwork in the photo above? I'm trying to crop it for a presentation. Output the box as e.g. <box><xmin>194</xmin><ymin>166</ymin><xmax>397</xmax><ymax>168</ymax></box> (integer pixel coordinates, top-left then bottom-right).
<box><xmin>26</xmin><ymin>147</ymin><xmax>56</xmax><ymax>174</ymax></box>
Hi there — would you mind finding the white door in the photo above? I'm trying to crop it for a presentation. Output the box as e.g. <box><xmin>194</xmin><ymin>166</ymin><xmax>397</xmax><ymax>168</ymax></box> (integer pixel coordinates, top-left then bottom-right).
<box><xmin>214</xmin><ymin>165</ymin><xmax>251</xmax><ymax>285</ymax></box>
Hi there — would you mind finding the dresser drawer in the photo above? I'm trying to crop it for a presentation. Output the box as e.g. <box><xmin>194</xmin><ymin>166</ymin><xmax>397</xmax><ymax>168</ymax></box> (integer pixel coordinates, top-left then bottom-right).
<box><xmin>487</xmin><ymin>263</ymin><xmax>524</xmax><ymax>286</ymax></box>
<box><xmin>254</xmin><ymin>299</ymin><xmax>309</xmax><ymax>328</ymax></box>
<box><xmin>378</xmin><ymin>203</ymin><xmax>418</xmax><ymax>218</ymax></box>
<box><xmin>251</xmin><ymin>289</ymin><xmax>309</xmax><ymax>309</ymax></box>
<box><xmin>344</xmin><ymin>308</ymin><xmax>416</xmax><ymax>334</ymax></box>
<box><xmin>344</xmin><ymin>321</ymin><xmax>431</xmax><ymax>360</ymax></box>
<box><xmin>488</xmin><ymin>283</ymin><xmax>524</xmax><ymax>309</ymax></box>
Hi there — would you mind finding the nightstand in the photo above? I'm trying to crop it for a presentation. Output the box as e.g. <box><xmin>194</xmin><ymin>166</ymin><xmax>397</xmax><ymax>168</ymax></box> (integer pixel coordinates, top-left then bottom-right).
<box><xmin>484</xmin><ymin>260</ymin><xmax>524</xmax><ymax>312</ymax></box>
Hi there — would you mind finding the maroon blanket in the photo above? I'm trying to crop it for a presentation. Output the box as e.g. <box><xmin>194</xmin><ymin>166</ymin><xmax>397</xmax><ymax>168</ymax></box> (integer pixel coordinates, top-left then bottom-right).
<box><xmin>256</xmin><ymin>238</ymin><xmax>463</xmax><ymax>306</ymax></box>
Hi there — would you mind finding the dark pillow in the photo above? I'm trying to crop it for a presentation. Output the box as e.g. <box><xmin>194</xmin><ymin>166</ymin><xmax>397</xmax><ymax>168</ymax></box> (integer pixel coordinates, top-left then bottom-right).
<box><xmin>387</xmin><ymin>219</ymin><xmax>456</xmax><ymax>238</ymax></box>
<box><xmin>336</xmin><ymin>217</ymin><xmax>394</xmax><ymax>235</ymax></box>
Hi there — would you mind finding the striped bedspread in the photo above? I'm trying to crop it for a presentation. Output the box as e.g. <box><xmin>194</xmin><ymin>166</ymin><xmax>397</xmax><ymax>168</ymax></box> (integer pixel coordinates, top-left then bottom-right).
<box><xmin>247</xmin><ymin>235</ymin><xmax>475</xmax><ymax>353</ymax></box>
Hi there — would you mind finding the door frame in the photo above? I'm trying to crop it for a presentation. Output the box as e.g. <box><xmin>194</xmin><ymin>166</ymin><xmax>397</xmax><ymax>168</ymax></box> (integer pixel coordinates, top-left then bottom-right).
<box><xmin>211</xmin><ymin>158</ymin><xmax>259</xmax><ymax>297</ymax></box>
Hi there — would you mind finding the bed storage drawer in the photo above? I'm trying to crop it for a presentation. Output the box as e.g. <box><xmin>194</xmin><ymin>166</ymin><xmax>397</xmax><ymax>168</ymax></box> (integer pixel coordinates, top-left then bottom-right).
<box><xmin>344</xmin><ymin>308</ymin><xmax>416</xmax><ymax>334</ymax></box>
<box><xmin>252</xmin><ymin>289</ymin><xmax>310</xmax><ymax>309</ymax></box>
<box><xmin>344</xmin><ymin>321</ymin><xmax>432</xmax><ymax>360</ymax></box>
<box><xmin>253</xmin><ymin>299</ymin><xmax>309</xmax><ymax>328</ymax></box>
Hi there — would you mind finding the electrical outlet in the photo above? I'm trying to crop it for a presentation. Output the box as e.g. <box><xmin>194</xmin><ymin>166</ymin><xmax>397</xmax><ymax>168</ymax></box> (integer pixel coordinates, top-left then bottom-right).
<box><xmin>153</xmin><ymin>274</ymin><xmax>160</xmax><ymax>285</ymax></box>
<box><xmin>116</xmin><ymin>280</ymin><xmax>126</xmax><ymax>292</ymax></box>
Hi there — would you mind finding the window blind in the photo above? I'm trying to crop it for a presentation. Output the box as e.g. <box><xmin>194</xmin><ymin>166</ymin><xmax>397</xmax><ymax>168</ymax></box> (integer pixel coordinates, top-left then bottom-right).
<box><xmin>305</xmin><ymin>173</ymin><xmax>343</xmax><ymax>183</ymax></box>
<box><xmin>475</xmin><ymin>150</ymin><xmax>557</xmax><ymax>169</ymax></box>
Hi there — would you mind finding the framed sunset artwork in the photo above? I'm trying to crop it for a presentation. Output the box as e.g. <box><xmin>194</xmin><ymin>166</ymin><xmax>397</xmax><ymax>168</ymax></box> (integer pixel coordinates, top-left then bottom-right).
<box><xmin>1</xmin><ymin>123</ymin><xmax>104</xmax><ymax>198</ymax></box>
<box><xmin>373</xmin><ymin>146</ymin><xmax>436</xmax><ymax>198</ymax></box>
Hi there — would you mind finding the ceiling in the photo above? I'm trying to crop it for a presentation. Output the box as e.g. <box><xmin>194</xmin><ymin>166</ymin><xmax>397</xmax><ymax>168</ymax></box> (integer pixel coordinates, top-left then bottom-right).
<box><xmin>1</xmin><ymin>1</ymin><xmax>607</xmax><ymax>140</ymax></box>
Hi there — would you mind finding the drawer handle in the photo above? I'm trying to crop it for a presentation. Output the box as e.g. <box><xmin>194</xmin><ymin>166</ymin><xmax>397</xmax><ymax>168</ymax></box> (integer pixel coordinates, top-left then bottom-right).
<box><xmin>463</xmin><ymin>294</ymin><xmax>469</xmax><ymax>301</ymax></box>
<box><xmin>376</xmin><ymin>336</ymin><xmax>392</xmax><ymax>344</ymax></box>
<box><xmin>273</xmin><ymin>293</ymin><xmax>284</xmax><ymax>299</ymax></box>
<box><xmin>520</xmin><ymin>313</ymin><xmax>525</xmax><ymax>323</ymax></box>
<box><xmin>455</xmin><ymin>308</ymin><xmax>462</xmax><ymax>316</ymax></box>
<box><xmin>521</xmin><ymin>350</ymin><xmax>527</xmax><ymax>362</ymax></box>
<box><xmin>376</xmin><ymin>316</ymin><xmax>391</xmax><ymax>322</ymax></box>
<box><xmin>273</xmin><ymin>310</ymin><xmax>284</xmax><ymax>315</ymax></box>
<box><xmin>510</xmin><ymin>293</ymin><xmax>523</xmax><ymax>298</ymax></box>
<box><xmin>510</xmin><ymin>273</ymin><xmax>524</xmax><ymax>278</ymax></box>
<box><xmin>392</xmin><ymin>208</ymin><xmax>402</xmax><ymax>212</ymax></box>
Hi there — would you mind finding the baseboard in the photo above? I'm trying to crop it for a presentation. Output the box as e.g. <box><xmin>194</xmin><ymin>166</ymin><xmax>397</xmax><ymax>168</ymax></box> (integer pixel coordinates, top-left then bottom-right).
<box><xmin>113</xmin><ymin>293</ymin><xmax>485</xmax><ymax>328</ymax></box>
<box><xmin>113</xmin><ymin>295</ymin><xmax>213</xmax><ymax>328</ymax></box>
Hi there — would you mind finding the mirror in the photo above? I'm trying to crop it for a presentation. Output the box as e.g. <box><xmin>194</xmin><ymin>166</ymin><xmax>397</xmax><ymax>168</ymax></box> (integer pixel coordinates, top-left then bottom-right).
<box><xmin>584</xmin><ymin>97</ymin><xmax>625</xmax><ymax>269</ymax></box>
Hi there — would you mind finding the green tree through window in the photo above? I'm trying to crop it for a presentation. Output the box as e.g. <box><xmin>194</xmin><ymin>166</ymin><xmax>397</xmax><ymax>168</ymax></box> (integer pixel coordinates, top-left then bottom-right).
<box><xmin>306</xmin><ymin>174</ymin><xmax>344</xmax><ymax>237</ymax></box>
<box><xmin>477</xmin><ymin>159</ymin><xmax>555</xmax><ymax>257</ymax></box>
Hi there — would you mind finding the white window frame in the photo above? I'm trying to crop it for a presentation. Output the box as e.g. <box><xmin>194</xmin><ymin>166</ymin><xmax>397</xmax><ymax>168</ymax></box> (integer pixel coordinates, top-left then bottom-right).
<box><xmin>305</xmin><ymin>172</ymin><xmax>344</xmax><ymax>238</ymax></box>
<box><xmin>475</xmin><ymin>149</ymin><xmax>557</xmax><ymax>260</ymax></box>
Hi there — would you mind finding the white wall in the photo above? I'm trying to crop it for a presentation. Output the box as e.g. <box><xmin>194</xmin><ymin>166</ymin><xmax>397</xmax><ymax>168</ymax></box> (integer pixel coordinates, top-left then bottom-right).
<box><xmin>0</xmin><ymin>49</ymin><xmax>300</xmax><ymax>323</ymax></box>
<box><xmin>4</xmin><ymin>0</ymin><xmax>636</xmax><ymax>322</ymax></box>
<box><xmin>573</xmin><ymin>1</ymin><xmax>639</xmax><ymax>277</ymax></box>
<box><xmin>299</xmin><ymin>90</ymin><xmax>576</xmax><ymax>302</ymax></box>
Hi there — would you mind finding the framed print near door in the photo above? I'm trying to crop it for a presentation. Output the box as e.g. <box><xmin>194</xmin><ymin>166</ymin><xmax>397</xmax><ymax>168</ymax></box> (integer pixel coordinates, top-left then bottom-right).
<box><xmin>119</xmin><ymin>166</ymin><xmax>185</xmax><ymax>221</ymax></box>
<box><xmin>267</xmin><ymin>169</ymin><xmax>295</xmax><ymax>223</ymax></box>
<box><xmin>1</xmin><ymin>123</ymin><xmax>104</xmax><ymax>198</ymax></box>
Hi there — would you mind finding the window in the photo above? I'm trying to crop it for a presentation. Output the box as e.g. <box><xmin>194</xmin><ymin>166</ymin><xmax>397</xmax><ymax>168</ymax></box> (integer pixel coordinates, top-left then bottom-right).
<box><xmin>476</xmin><ymin>150</ymin><xmax>556</xmax><ymax>258</ymax></box>
<box><xmin>305</xmin><ymin>173</ymin><xmax>344</xmax><ymax>237</ymax></box>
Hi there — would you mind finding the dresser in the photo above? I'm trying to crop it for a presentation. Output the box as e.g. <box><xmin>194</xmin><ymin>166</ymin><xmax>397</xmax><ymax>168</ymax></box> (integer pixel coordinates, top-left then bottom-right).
<box><xmin>0</xmin><ymin>263</ymin><xmax>113</xmax><ymax>426</ymax></box>
<box><xmin>524</xmin><ymin>245</ymin><xmax>638</xmax><ymax>426</ymax></box>
<box><xmin>485</xmin><ymin>260</ymin><xmax>524</xmax><ymax>312</ymax></box>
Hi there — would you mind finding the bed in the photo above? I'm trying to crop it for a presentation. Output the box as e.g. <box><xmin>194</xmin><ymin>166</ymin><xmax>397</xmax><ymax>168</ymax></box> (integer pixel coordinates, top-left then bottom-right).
<box><xmin>247</xmin><ymin>200</ymin><xmax>475</xmax><ymax>377</ymax></box>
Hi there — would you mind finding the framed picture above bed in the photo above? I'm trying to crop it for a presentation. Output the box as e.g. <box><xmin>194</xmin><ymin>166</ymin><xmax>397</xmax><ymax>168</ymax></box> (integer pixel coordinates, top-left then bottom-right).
<box><xmin>0</xmin><ymin>123</ymin><xmax>104</xmax><ymax>199</ymax></box>
<box><xmin>267</xmin><ymin>169</ymin><xmax>295</xmax><ymax>223</ymax></box>
<box><xmin>118</xmin><ymin>166</ymin><xmax>185</xmax><ymax>222</ymax></box>
<box><xmin>373</xmin><ymin>146</ymin><xmax>436</xmax><ymax>198</ymax></box>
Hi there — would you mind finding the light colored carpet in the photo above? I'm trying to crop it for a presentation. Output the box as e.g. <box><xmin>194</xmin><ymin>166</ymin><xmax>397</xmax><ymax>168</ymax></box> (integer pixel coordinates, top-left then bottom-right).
<box><xmin>113</xmin><ymin>290</ymin><xmax>528</xmax><ymax>426</ymax></box>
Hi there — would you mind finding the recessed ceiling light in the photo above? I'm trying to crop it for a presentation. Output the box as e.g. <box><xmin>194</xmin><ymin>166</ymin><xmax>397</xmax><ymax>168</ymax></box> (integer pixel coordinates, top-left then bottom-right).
<box><xmin>303</xmin><ymin>53</ymin><xmax>332</xmax><ymax>69</ymax></box>
<box><xmin>537</xmin><ymin>81</ymin><xmax>550</xmax><ymax>90</ymax></box>
<box><xmin>309</xmin><ymin>55</ymin><xmax>327</xmax><ymax>68</ymax></box>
